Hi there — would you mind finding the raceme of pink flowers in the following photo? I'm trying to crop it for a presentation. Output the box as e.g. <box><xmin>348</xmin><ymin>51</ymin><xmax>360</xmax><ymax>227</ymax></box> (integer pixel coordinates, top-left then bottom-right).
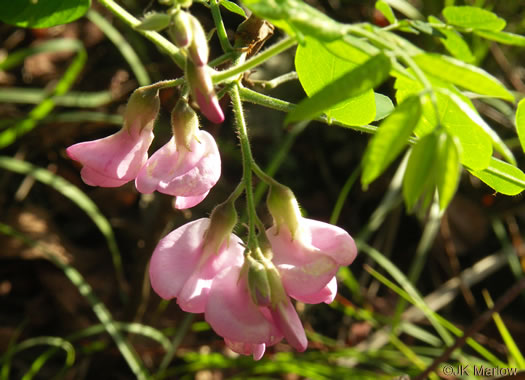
<box><xmin>66</xmin><ymin>88</ymin><xmax>222</xmax><ymax>209</ymax></box>
<box><xmin>148</xmin><ymin>215</ymin><xmax>357</xmax><ymax>359</ymax></box>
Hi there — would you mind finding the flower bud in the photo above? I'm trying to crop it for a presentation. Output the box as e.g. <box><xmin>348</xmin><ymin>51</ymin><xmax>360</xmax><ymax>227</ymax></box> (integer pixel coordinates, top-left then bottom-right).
<box><xmin>202</xmin><ymin>201</ymin><xmax>238</xmax><ymax>256</ymax></box>
<box><xmin>171</xmin><ymin>98</ymin><xmax>199</xmax><ymax>151</ymax></box>
<box><xmin>247</xmin><ymin>255</ymin><xmax>272</xmax><ymax>306</ymax></box>
<box><xmin>267</xmin><ymin>183</ymin><xmax>302</xmax><ymax>239</ymax></box>
<box><xmin>187</xmin><ymin>14</ymin><xmax>209</xmax><ymax>66</ymax></box>
<box><xmin>175</xmin><ymin>0</ymin><xmax>192</xmax><ymax>8</ymax></box>
<box><xmin>186</xmin><ymin>61</ymin><xmax>225</xmax><ymax>124</ymax></box>
<box><xmin>169</xmin><ymin>10</ymin><xmax>192</xmax><ymax>49</ymax></box>
<box><xmin>124</xmin><ymin>85</ymin><xmax>161</xmax><ymax>135</ymax></box>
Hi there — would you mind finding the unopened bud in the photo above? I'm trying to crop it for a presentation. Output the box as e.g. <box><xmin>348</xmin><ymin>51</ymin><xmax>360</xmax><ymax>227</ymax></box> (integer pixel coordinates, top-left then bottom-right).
<box><xmin>247</xmin><ymin>255</ymin><xmax>272</xmax><ymax>306</ymax></box>
<box><xmin>267</xmin><ymin>184</ymin><xmax>302</xmax><ymax>239</ymax></box>
<box><xmin>187</xmin><ymin>14</ymin><xmax>209</xmax><ymax>66</ymax></box>
<box><xmin>202</xmin><ymin>201</ymin><xmax>238</xmax><ymax>256</ymax></box>
<box><xmin>171</xmin><ymin>99</ymin><xmax>199</xmax><ymax>151</ymax></box>
<box><xmin>169</xmin><ymin>10</ymin><xmax>192</xmax><ymax>48</ymax></box>
<box><xmin>136</xmin><ymin>12</ymin><xmax>171</xmax><ymax>32</ymax></box>
<box><xmin>124</xmin><ymin>85</ymin><xmax>160</xmax><ymax>135</ymax></box>
<box><xmin>175</xmin><ymin>0</ymin><xmax>192</xmax><ymax>8</ymax></box>
<box><xmin>186</xmin><ymin>61</ymin><xmax>224</xmax><ymax>124</ymax></box>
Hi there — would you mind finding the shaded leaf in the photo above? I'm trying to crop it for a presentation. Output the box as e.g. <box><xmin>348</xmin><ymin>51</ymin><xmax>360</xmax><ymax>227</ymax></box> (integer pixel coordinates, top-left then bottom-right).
<box><xmin>374</xmin><ymin>93</ymin><xmax>394</xmax><ymax>121</ymax></box>
<box><xmin>362</xmin><ymin>96</ymin><xmax>421</xmax><ymax>187</ymax></box>
<box><xmin>443</xmin><ymin>6</ymin><xmax>506</xmax><ymax>32</ymax></box>
<box><xmin>470</xmin><ymin>158</ymin><xmax>525</xmax><ymax>195</ymax></box>
<box><xmin>0</xmin><ymin>0</ymin><xmax>91</xmax><ymax>28</ymax></box>
<box><xmin>287</xmin><ymin>53</ymin><xmax>391</xmax><ymax>124</ymax></box>
<box><xmin>413</xmin><ymin>54</ymin><xmax>514</xmax><ymax>101</ymax></box>
<box><xmin>295</xmin><ymin>37</ymin><xmax>376</xmax><ymax>126</ymax></box>
<box><xmin>403</xmin><ymin>133</ymin><xmax>438</xmax><ymax>210</ymax></box>
<box><xmin>436</xmin><ymin>133</ymin><xmax>461</xmax><ymax>210</ymax></box>
<box><xmin>136</xmin><ymin>12</ymin><xmax>171</xmax><ymax>32</ymax></box>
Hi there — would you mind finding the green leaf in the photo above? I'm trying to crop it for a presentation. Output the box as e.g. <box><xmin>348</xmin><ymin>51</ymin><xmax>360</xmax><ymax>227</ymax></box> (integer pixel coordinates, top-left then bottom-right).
<box><xmin>361</xmin><ymin>96</ymin><xmax>422</xmax><ymax>187</ymax></box>
<box><xmin>413</xmin><ymin>54</ymin><xmax>514</xmax><ymax>102</ymax></box>
<box><xmin>403</xmin><ymin>133</ymin><xmax>438</xmax><ymax>210</ymax></box>
<box><xmin>443</xmin><ymin>6</ymin><xmax>506</xmax><ymax>32</ymax></box>
<box><xmin>295</xmin><ymin>37</ymin><xmax>376</xmax><ymax>126</ymax></box>
<box><xmin>375</xmin><ymin>1</ymin><xmax>397</xmax><ymax>24</ymax></box>
<box><xmin>436</xmin><ymin>133</ymin><xmax>461</xmax><ymax>210</ymax></box>
<box><xmin>428</xmin><ymin>16</ymin><xmax>474</xmax><ymax>63</ymax></box>
<box><xmin>135</xmin><ymin>12</ymin><xmax>171</xmax><ymax>32</ymax></box>
<box><xmin>438</xmin><ymin>88</ymin><xmax>516</xmax><ymax>166</ymax></box>
<box><xmin>374</xmin><ymin>93</ymin><xmax>394</xmax><ymax>121</ymax></box>
<box><xmin>394</xmin><ymin>72</ymin><xmax>493</xmax><ymax>171</ymax></box>
<box><xmin>0</xmin><ymin>0</ymin><xmax>91</xmax><ymax>28</ymax></box>
<box><xmin>516</xmin><ymin>99</ymin><xmax>525</xmax><ymax>153</ymax></box>
<box><xmin>241</xmin><ymin>0</ymin><xmax>346</xmax><ymax>41</ymax></box>
<box><xmin>474</xmin><ymin>30</ymin><xmax>525</xmax><ymax>47</ymax></box>
<box><xmin>470</xmin><ymin>157</ymin><xmax>525</xmax><ymax>195</ymax></box>
<box><xmin>286</xmin><ymin>53</ymin><xmax>391</xmax><ymax>124</ymax></box>
<box><xmin>220</xmin><ymin>0</ymin><xmax>247</xmax><ymax>18</ymax></box>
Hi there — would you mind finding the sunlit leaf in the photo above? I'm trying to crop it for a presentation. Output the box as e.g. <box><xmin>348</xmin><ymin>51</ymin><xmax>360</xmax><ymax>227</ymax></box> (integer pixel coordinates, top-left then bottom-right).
<box><xmin>413</xmin><ymin>54</ymin><xmax>514</xmax><ymax>102</ymax></box>
<box><xmin>241</xmin><ymin>0</ymin><xmax>346</xmax><ymax>41</ymax></box>
<box><xmin>220</xmin><ymin>0</ymin><xmax>247</xmax><ymax>18</ymax></box>
<box><xmin>375</xmin><ymin>1</ymin><xmax>397</xmax><ymax>24</ymax></box>
<box><xmin>516</xmin><ymin>99</ymin><xmax>525</xmax><ymax>153</ymax></box>
<box><xmin>474</xmin><ymin>30</ymin><xmax>525</xmax><ymax>47</ymax></box>
<box><xmin>0</xmin><ymin>0</ymin><xmax>91</xmax><ymax>28</ymax></box>
<box><xmin>403</xmin><ymin>133</ymin><xmax>438</xmax><ymax>210</ymax></box>
<box><xmin>295</xmin><ymin>37</ymin><xmax>376</xmax><ymax>126</ymax></box>
<box><xmin>470</xmin><ymin>157</ymin><xmax>525</xmax><ymax>195</ymax></box>
<box><xmin>287</xmin><ymin>53</ymin><xmax>391</xmax><ymax>124</ymax></box>
<box><xmin>394</xmin><ymin>72</ymin><xmax>493</xmax><ymax>171</ymax></box>
<box><xmin>436</xmin><ymin>133</ymin><xmax>461</xmax><ymax>210</ymax></box>
<box><xmin>443</xmin><ymin>6</ymin><xmax>506</xmax><ymax>32</ymax></box>
<box><xmin>428</xmin><ymin>16</ymin><xmax>474</xmax><ymax>63</ymax></box>
<box><xmin>362</xmin><ymin>96</ymin><xmax>421</xmax><ymax>187</ymax></box>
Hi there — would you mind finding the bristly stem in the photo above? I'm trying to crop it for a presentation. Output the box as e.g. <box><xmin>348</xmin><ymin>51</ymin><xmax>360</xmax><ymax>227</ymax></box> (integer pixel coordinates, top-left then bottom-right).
<box><xmin>230</xmin><ymin>83</ymin><xmax>258</xmax><ymax>248</ymax></box>
<box><xmin>210</xmin><ymin>0</ymin><xmax>233</xmax><ymax>52</ymax></box>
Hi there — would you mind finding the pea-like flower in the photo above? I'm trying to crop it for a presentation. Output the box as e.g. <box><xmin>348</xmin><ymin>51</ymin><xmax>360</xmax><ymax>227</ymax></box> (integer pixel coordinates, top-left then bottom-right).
<box><xmin>66</xmin><ymin>86</ymin><xmax>160</xmax><ymax>187</ymax></box>
<box><xmin>205</xmin><ymin>264</ymin><xmax>307</xmax><ymax>360</ymax></box>
<box><xmin>266</xmin><ymin>218</ymin><xmax>357</xmax><ymax>304</ymax></box>
<box><xmin>135</xmin><ymin>130</ymin><xmax>220</xmax><ymax>209</ymax></box>
<box><xmin>149</xmin><ymin>218</ymin><xmax>244</xmax><ymax>313</ymax></box>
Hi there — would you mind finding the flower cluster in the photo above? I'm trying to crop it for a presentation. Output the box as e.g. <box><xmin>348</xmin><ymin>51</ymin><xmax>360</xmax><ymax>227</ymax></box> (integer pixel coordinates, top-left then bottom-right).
<box><xmin>67</xmin><ymin>87</ymin><xmax>220</xmax><ymax>209</ymax></box>
<box><xmin>149</xmin><ymin>187</ymin><xmax>357</xmax><ymax>359</ymax></box>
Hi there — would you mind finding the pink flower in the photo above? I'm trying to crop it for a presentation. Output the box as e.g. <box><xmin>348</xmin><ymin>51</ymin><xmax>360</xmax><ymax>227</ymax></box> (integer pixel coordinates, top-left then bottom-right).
<box><xmin>205</xmin><ymin>264</ymin><xmax>307</xmax><ymax>360</ymax></box>
<box><xmin>266</xmin><ymin>218</ymin><xmax>357</xmax><ymax>304</ymax></box>
<box><xmin>67</xmin><ymin>86</ymin><xmax>160</xmax><ymax>187</ymax></box>
<box><xmin>135</xmin><ymin>130</ymin><xmax>221</xmax><ymax>209</ymax></box>
<box><xmin>66</xmin><ymin>126</ymin><xmax>154</xmax><ymax>187</ymax></box>
<box><xmin>149</xmin><ymin>218</ymin><xmax>244</xmax><ymax>313</ymax></box>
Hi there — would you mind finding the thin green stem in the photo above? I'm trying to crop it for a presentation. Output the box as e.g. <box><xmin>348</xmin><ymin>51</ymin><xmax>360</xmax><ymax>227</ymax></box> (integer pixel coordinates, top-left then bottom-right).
<box><xmin>250</xmin><ymin>71</ymin><xmax>299</xmax><ymax>89</ymax></box>
<box><xmin>213</xmin><ymin>37</ymin><xmax>296</xmax><ymax>83</ymax></box>
<box><xmin>96</xmin><ymin>0</ymin><xmax>186</xmax><ymax>69</ymax></box>
<box><xmin>239</xmin><ymin>86</ymin><xmax>382</xmax><ymax>135</ymax></box>
<box><xmin>157</xmin><ymin>313</ymin><xmax>194</xmax><ymax>373</ymax></box>
<box><xmin>210</xmin><ymin>0</ymin><xmax>233</xmax><ymax>52</ymax></box>
<box><xmin>231</xmin><ymin>84</ymin><xmax>258</xmax><ymax>247</ymax></box>
<box><xmin>330</xmin><ymin>166</ymin><xmax>362</xmax><ymax>225</ymax></box>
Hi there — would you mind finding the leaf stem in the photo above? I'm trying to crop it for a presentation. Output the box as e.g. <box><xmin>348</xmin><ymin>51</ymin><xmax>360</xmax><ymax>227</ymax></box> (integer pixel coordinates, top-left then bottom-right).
<box><xmin>96</xmin><ymin>0</ymin><xmax>186</xmax><ymax>69</ymax></box>
<box><xmin>213</xmin><ymin>36</ymin><xmax>296</xmax><ymax>83</ymax></box>
<box><xmin>210</xmin><ymin>0</ymin><xmax>233</xmax><ymax>52</ymax></box>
